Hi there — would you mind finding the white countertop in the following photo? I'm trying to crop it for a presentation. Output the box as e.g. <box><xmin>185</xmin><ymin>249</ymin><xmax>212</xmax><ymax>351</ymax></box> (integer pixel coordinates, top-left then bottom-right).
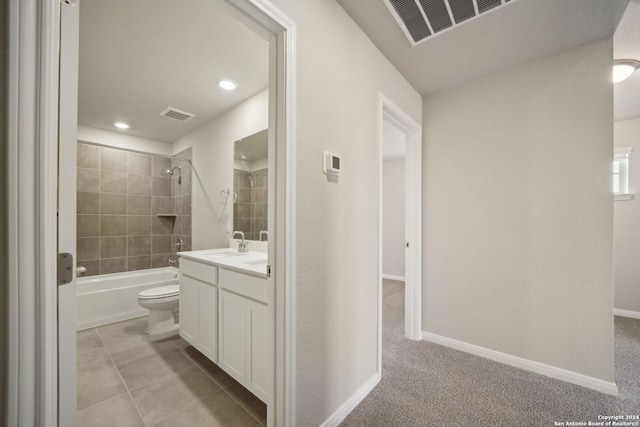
<box><xmin>177</xmin><ymin>248</ymin><xmax>268</xmax><ymax>279</ymax></box>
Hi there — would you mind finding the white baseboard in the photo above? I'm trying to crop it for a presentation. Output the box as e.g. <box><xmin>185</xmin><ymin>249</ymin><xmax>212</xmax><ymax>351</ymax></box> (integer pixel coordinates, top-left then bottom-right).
<box><xmin>382</xmin><ymin>274</ymin><xmax>405</xmax><ymax>281</ymax></box>
<box><xmin>614</xmin><ymin>308</ymin><xmax>640</xmax><ymax>320</ymax></box>
<box><xmin>319</xmin><ymin>372</ymin><xmax>381</xmax><ymax>427</ymax></box>
<box><xmin>421</xmin><ymin>331</ymin><xmax>618</xmax><ymax>396</ymax></box>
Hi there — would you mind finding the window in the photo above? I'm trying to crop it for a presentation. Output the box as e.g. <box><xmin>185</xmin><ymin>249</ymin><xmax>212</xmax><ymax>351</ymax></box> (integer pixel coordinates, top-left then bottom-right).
<box><xmin>613</xmin><ymin>147</ymin><xmax>633</xmax><ymax>201</ymax></box>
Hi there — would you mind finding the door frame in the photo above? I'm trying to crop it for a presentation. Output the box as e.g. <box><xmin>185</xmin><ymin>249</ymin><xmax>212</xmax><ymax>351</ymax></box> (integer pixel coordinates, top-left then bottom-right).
<box><xmin>378</xmin><ymin>94</ymin><xmax>422</xmax><ymax>364</ymax></box>
<box><xmin>6</xmin><ymin>0</ymin><xmax>297</xmax><ymax>425</ymax></box>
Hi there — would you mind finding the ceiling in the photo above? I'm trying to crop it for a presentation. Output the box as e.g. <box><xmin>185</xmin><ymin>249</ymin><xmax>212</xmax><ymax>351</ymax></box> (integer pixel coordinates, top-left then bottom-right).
<box><xmin>78</xmin><ymin>0</ymin><xmax>269</xmax><ymax>143</ymax></box>
<box><xmin>338</xmin><ymin>0</ymin><xmax>629</xmax><ymax>95</ymax></box>
<box><xmin>614</xmin><ymin>0</ymin><xmax>640</xmax><ymax>121</ymax></box>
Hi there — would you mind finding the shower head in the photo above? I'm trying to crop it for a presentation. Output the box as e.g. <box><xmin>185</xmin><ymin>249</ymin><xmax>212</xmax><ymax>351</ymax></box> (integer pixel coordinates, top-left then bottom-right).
<box><xmin>166</xmin><ymin>166</ymin><xmax>182</xmax><ymax>184</ymax></box>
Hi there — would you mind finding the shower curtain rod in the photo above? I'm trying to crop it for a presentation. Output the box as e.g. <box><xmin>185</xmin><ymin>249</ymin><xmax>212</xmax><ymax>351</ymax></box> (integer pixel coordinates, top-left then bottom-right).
<box><xmin>78</xmin><ymin>139</ymin><xmax>193</xmax><ymax>164</ymax></box>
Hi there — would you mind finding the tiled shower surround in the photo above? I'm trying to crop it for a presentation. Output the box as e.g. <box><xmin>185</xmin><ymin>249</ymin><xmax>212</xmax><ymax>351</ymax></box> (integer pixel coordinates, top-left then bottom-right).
<box><xmin>76</xmin><ymin>142</ymin><xmax>192</xmax><ymax>276</ymax></box>
<box><xmin>233</xmin><ymin>168</ymin><xmax>268</xmax><ymax>241</ymax></box>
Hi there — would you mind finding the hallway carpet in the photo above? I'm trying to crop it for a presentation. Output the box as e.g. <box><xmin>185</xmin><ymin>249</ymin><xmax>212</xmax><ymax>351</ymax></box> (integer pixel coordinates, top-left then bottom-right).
<box><xmin>341</xmin><ymin>280</ymin><xmax>640</xmax><ymax>426</ymax></box>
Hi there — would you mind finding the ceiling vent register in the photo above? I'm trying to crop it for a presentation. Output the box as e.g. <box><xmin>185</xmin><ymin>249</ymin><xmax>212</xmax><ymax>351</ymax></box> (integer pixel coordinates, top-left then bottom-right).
<box><xmin>160</xmin><ymin>107</ymin><xmax>195</xmax><ymax>122</ymax></box>
<box><xmin>385</xmin><ymin>0</ymin><xmax>517</xmax><ymax>46</ymax></box>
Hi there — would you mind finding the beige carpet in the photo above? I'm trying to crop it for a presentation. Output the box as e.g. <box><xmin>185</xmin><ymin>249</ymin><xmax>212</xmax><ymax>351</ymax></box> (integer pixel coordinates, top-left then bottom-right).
<box><xmin>341</xmin><ymin>280</ymin><xmax>640</xmax><ymax>426</ymax></box>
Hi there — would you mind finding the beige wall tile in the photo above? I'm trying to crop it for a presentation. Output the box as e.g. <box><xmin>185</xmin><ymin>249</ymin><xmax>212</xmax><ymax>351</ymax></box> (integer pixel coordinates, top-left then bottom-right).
<box><xmin>152</xmin><ymin>177</ymin><xmax>172</xmax><ymax>197</ymax></box>
<box><xmin>78</xmin><ymin>192</ymin><xmax>100</xmax><ymax>214</ymax></box>
<box><xmin>151</xmin><ymin>197</ymin><xmax>172</xmax><ymax>215</ymax></box>
<box><xmin>128</xmin><ymin>236</ymin><xmax>151</xmax><ymax>256</ymax></box>
<box><xmin>101</xmin><ymin>147</ymin><xmax>127</xmax><ymax>173</ymax></box>
<box><xmin>78</xmin><ymin>237</ymin><xmax>100</xmax><ymax>261</ymax></box>
<box><xmin>127</xmin><ymin>256</ymin><xmax>151</xmax><ymax>272</ymax></box>
<box><xmin>183</xmin><ymin>194</ymin><xmax>191</xmax><ymax>214</ymax></box>
<box><xmin>77</xmin><ymin>259</ymin><xmax>100</xmax><ymax>277</ymax></box>
<box><xmin>151</xmin><ymin>254</ymin><xmax>170</xmax><ymax>268</ymax></box>
<box><xmin>78</xmin><ymin>214</ymin><xmax>99</xmax><ymax>237</ymax></box>
<box><xmin>101</xmin><ymin>215</ymin><xmax>127</xmax><ymax>236</ymax></box>
<box><xmin>128</xmin><ymin>175</ymin><xmax>151</xmax><ymax>195</ymax></box>
<box><xmin>101</xmin><ymin>258</ymin><xmax>127</xmax><ymax>275</ymax></box>
<box><xmin>128</xmin><ymin>216</ymin><xmax>151</xmax><ymax>235</ymax></box>
<box><xmin>101</xmin><ymin>193</ymin><xmax>127</xmax><ymax>215</ymax></box>
<box><xmin>127</xmin><ymin>153</ymin><xmax>151</xmax><ymax>176</ymax></box>
<box><xmin>152</xmin><ymin>157</ymin><xmax>171</xmax><ymax>177</ymax></box>
<box><xmin>78</xmin><ymin>168</ymin><xmax>100</xmax><ymax>192</ymax></box>
<box><xmin>101</xmin><ymin>236</ymin><xmax>127</xmax><ymax>259</ymax></box>
<box><xmin>152</xmin><ymin>216</ymin><xmax>173</xmax><ymax>235</ymax></box>
<box><xmin>101</xmin><ymin>171</ymin><xmax>127</xmax><ymax>193</ymax></box>
<box><xmin>174</xmin><ymin>195</ymin><xmax>184</xmax><ymax>215</ymax></box>
<box><xmin>128</xmin><ymin>195</ymin><xmax>151</xmax><ymax>215</ymax></box>
<box><xmin>152</xmin><ymin>235</ymin><xmax>172</xmax><ymax>254</ymax></box>
<box><xmin>77</xmin><ymin>143</ymin><xmax>99</xmax><ymax>169</ymax></box>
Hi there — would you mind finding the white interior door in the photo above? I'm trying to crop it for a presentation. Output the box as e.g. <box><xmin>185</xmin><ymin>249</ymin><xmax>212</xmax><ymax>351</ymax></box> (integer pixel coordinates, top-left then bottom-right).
<box><xmin>58</xmin><ymin>1</ymin><xmax>80</xmax><ymax>425</ymax></box>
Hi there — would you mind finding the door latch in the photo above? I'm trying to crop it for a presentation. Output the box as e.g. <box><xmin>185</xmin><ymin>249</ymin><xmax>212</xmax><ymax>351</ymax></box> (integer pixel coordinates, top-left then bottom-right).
<box><xmin>57</xmin><ymin>253</ymin><xmax>74</xmax><ymax>285</ymax></box>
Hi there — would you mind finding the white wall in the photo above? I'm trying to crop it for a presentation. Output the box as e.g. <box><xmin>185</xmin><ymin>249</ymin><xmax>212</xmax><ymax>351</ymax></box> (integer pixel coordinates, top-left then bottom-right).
<box><xmin>172</xmin><ymin>89</ymin><xmax>268</xmax><ymax>250</ymax></box>
<box><xmin>77</xmin><ymin>125</ymin><xmax>170</xmax><ymax>155</ymax></box>
<box><xmin>269</xmin><ymin>1</ymin><xmax>421</xmax><ymax>425</ymax></box>
<box><xmin>422</xmin><ymin>39</ymin><xmax>614</xmax><ymax>382</ymax></box>
<box><xmin>614</xmin><ymin>116</ymin><xmax>640</xmax><ymax>315</ymax></box>
<box><xmin>383</xmin><ymin>159</ymin><xmax>405</xmax><ymax>278</ymax></box>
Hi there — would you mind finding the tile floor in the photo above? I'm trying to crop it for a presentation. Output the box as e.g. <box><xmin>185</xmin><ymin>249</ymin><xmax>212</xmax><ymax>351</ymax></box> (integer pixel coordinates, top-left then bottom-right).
<box><xmin>77</xmin><ymin>316</ymin><xmax>267</xmax><ymax>427</ymax></box>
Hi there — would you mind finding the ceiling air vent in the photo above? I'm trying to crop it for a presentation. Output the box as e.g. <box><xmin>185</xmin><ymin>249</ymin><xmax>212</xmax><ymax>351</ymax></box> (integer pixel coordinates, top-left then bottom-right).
<box><xmin>385</xmin><ymin>0</ymin><xmax>518</xmax><ymax>46</ymax></box>
<box><xmin>160</xmin><ymin>107</ymin><xmax>195</xmax><ymax>122</ymax></box>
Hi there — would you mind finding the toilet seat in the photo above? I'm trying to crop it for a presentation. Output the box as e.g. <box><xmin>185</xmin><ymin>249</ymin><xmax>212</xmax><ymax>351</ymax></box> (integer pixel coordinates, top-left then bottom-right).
<box><xmin>138</xmin><ymin>284</ymin><xmax>179</xmax><ymax>300</ymax></box>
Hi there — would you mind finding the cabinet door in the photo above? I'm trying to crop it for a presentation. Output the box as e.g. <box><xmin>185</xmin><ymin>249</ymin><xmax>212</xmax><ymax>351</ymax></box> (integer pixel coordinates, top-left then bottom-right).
<box><xmin>218</xmin><ymin>290</ymin><xmax>246</xmax><ymax>383</ymax></box>
<box><xmin>246</xmin><ymin>300</ymin><xmax>269</xmax><ymax>402</ymax></box>
<box><xmin>179</xmin><ymin>275</ymin><xmax>199</xmax><ymax>345</ymax></box>
<box><xmin>198</xmin><ymin>282</ymin><xmax>218</xmax><ymax>363</ymax></box>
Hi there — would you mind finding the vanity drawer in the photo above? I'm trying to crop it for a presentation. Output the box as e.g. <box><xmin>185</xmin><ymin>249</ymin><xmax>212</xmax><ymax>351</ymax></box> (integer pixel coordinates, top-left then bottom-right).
<box><xmin>219</xmin><ymin>268</ymin><xmax>267</xmax><ymax>303</ymax></box>
<box><xmin>180</xmin><ymin>258</ymin><xmax>218</xmax><ymax>285</ymax></box>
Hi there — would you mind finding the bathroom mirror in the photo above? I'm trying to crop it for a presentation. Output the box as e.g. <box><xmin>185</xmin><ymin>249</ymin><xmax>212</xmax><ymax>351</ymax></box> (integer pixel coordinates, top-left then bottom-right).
<box><xmin>233</xmin><ymin>129</ymin><xmax>268</xmax><ymax>241</ymax></box>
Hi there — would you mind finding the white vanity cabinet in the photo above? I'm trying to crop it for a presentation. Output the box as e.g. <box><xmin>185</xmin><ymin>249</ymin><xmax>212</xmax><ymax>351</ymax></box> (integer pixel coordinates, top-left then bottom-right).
<box><xmin>179</xmin><ymin>258</ymin><xmax>218</xmax><ymax>363</ymax></box>
<box><xmin>177</xmin><ymin>249</ymin><xmax>270</xmax><ymax>404</ymax></box>
<box><xmin>218</xmin><ymin>269</ymin><xmax>269</xmax><ymax>402</ymax></box>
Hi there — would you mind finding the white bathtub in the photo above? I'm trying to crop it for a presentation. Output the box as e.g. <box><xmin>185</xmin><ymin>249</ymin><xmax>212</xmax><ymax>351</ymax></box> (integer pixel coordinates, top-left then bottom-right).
<box><xmin>76</xmin><ymin>267</ymin><xmax>179</xmax><ymax>330</ymax></box>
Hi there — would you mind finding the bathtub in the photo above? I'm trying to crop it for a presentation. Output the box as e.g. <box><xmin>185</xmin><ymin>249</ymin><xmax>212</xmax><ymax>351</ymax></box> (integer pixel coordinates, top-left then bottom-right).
<box><xmin>76</xmin><ymin>267</ymin><xmax>179</xmax><ymax>330</ymax></box>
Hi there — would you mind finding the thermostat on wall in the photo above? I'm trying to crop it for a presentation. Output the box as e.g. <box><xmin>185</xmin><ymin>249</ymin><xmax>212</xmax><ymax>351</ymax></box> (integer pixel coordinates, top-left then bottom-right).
<box><xmin>323</xmin><ymin>151</ymin><xmax>341</xmax><ymax>176</ymax></box>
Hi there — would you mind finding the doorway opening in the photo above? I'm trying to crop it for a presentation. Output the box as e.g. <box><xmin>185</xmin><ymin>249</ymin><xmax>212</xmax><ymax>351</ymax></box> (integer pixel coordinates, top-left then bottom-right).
<box><xmin>378</xmin><ymin>95</ymin><xmax>422</xmax><ymax>376</ymax></box>
<box><xmin>7</xmin><ymin>0</ymin><xmax>295</xmax><ymax>426</ymax></box>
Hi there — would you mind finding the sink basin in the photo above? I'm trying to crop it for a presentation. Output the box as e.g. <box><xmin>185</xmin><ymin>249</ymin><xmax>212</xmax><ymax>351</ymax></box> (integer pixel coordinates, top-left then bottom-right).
<box><xmin>241</xmin><ymin>259</ymin><xmax>267</xmax><ymax>266</ymax></box>
<box><xmin>202</xmin><ymin>250</ymin><xmax>247</xmax><ymax>258</ymax></box>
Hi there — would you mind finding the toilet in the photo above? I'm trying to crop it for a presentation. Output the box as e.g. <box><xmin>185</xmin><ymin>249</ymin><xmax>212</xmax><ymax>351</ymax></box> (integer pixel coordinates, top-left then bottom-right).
<box><xmin>137</xmin><ymin>284</ymin><xmax>180</xmax><ymax>341</ymax></box>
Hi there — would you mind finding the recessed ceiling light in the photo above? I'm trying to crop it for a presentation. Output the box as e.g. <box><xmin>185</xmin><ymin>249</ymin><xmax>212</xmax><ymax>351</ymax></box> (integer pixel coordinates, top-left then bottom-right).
<box><xmin>113</xmin><ymin>121</ymin><xmax>130</xmax><ymax>129</ymax></box>
<box><xmin>219</xmin><ymin>79</ymin><xmax>238</xmax><ymax>91</ymax></box>
<box><xmin>613</xmin><ymin>59</ymin><xmax>640</xmax><ymax>84</ymax></box>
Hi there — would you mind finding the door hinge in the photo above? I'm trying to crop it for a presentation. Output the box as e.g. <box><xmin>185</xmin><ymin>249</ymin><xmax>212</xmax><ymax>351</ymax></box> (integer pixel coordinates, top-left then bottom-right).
<box><xmin>61</xmin><ymin>0</ymin><xmax>76</xmax><ymax>6</ymax></box>
<box><xmin>57</xmin><ymin>253</ymin><xmax>74</xmax><ymax>286</ymax></box>
<box><xmin>267</xmin><ymin>265</ymin><xmax>271</xmax><ymax>278</ymax></box>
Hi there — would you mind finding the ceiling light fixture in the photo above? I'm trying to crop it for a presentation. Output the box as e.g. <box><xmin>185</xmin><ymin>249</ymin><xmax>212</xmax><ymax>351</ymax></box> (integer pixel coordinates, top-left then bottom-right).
<box><xmin>113</xmin><ymin>121</ymin><xmax>130</xmax><ymax>129</ymax></box>
<box><xmin>613</xmin><ymin>59</ymin><xmax>640</xmax><ymax>84</ymax></box>
<box><xmin>218</xmin><ymin>79</ymin><xmax>238</xmax><ymax>91</ymax></box>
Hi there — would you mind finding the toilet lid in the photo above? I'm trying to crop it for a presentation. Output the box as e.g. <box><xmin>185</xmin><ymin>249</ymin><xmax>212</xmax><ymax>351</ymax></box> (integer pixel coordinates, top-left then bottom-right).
<box><xmin>138</xmin><ymin>284</ymin><xmax>179</xmax><ymax>299</ymax></box>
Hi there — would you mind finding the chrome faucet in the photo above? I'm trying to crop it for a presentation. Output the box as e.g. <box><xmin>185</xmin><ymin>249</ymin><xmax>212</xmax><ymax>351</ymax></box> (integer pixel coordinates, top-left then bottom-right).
<box><xmin>259</xmin><ymin>230</ymin><xmax>268</xmax><ymax>242</ymax></box>
<box><xmin>233</xmin><ymin>230</ymin><xmax>249</xmax><ymax>253</ymax></box>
